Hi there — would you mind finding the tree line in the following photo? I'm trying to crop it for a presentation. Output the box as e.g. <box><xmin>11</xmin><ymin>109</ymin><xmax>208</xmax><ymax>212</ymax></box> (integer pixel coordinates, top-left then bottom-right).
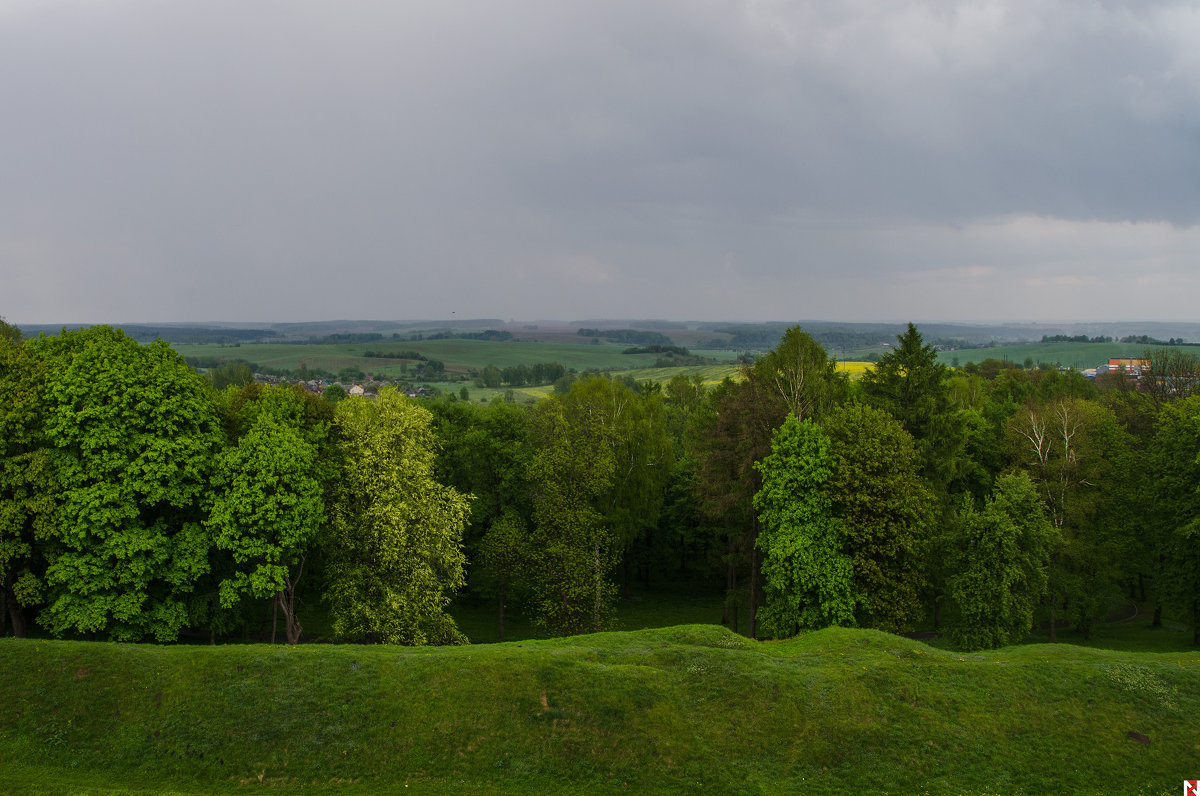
<box><xmin>3</xmin><ymin>317</ymin><xmax>1199</xmax><ymax>649</ymax></box>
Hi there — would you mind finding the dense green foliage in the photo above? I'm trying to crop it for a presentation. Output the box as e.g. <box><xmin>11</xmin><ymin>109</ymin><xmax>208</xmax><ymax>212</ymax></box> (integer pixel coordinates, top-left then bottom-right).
<box><xmin>7</xmin><ymin>316</ymin><xmax>1200</xmax><ymax>793</ymax></box>
<box><xmin>33</xmin><ymin>327</ymin><xmax>221</xmax><ymax>642</ymax></box>
<box><xmin>207</xmin><ymin>386</ymin><xmax>328</xmax><ymax>644</ymax></box>
<box><xmin>3</xmin><ymin>319</ymin><xmax>1200</xmax><ymax>654</ymax></box>
<box><xmin>754</xmin><ymin>416</ymin><xmax>855</xmax><ymax>634</ymax></box>
<box><xmin>325</xmin><ymin>390</ymin><xmax>470</xmax><ymax>645</ymax></box>
<box><xmin>947</xmin><ymin>473</ymin><xmax>1057</xmax><ymax>650</ymax></box>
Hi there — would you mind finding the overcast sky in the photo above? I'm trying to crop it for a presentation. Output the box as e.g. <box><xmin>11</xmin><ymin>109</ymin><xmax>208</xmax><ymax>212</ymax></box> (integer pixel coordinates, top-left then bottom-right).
<box><xmin>3</xmin><ymin>0</ymin><xmax>1199</xmax><ymax>325</ymax></box>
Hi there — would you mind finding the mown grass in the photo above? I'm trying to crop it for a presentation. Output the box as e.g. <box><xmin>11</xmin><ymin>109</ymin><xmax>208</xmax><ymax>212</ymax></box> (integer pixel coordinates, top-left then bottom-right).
<box><xmin>3</xmin><ymin>625</ymin><xmax>1197</xmax><ymax>795</ymax></box>
<box><xmin>451</xmin><ymin>582</ymin><xmax>730</xmax><ymax>645</ymax></box>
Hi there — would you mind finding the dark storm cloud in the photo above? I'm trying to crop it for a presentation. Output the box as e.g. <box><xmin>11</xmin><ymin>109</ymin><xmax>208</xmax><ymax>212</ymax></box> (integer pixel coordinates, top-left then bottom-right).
<box><xmin>3</xmin><ymin>0</ymin><xmax>1199</xmax><ymax>323</ymax></box>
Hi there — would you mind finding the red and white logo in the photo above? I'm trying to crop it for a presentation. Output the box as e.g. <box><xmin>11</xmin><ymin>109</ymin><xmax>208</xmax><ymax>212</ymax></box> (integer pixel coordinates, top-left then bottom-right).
<box><xmin>1184</xmin><ymin>781</ymin><xmax>1200</xmax><ymax>796</ymax></box>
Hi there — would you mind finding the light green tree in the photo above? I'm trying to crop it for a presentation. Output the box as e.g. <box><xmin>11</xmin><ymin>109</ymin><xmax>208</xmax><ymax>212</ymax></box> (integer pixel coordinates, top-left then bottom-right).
<box><xmin>753</xmin><ymin>415</ymin><xmax>856</xmax><ymax>637</ymax></box>
<box><xmin>326</xmin><ymin>388</ymin><xmax>470</xmax><ymax>645</ymax></box>
<box><xmin>947</xmin><ymin>472</ymin><xmax>1058</xmax><ymax>650</ymax></box>
<box><xmin>31</xmin><ymin>326</ymin><xmax>219</xmax><ymax>641</ymax></box>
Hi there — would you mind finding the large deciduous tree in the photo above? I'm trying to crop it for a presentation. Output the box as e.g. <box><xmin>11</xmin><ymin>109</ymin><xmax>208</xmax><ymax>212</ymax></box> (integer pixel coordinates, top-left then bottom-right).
<box><xmin>822</xmin><ymin>403</ymin><xmax>937</xmax><ymax>631</ymax></box>
<box><xmin>525</xmin><ymin>377</ymin><xmax>670</xmax><ymax>634</ymax></box>
<box><xmin>429</xmin><ymin>399</ymin><xmax>533</xmax><ymax>638</ymax></box>
<box><xmin>0</xmin><ymin>323</ymin><xmax>54</xmax><ymax>638</ymax></box>
<box><xmin>753</xmin><ymin>404</ymin><xmax>935</xmax><ymax>637</ymax></box>
<box><xmin>1006</xmin><ymin>397</ymin><xmax>1131</xmax><ymax>640</ymax></box>
<box><xmin>527</xmin><ymin>383</ymin><xmax>616</xmax><ymax>634</ymax></box>
<box><xmin>32</xmin><ymin>326</ymin><xmax>219</xmax><ymax>641</ymax></box>
<box><xmin>207</xmin><ymin>386</ymin><xmax>327</xmax><ymax>645</ymax></box>
<box><xmin>947</xmin><ymin>472</ymin><xmax>1057</xmax><ymax>650</ymax></box>
<box><xmin>695</xmin><ymin>326</ymin><xmax>843</xmax><ymax>637</ymax></box>
<box><xmin>325</xmin><ymin>388</ymin><xmax>469</xmax><ymax>645</ymax></box>
<box><xmin>754</xmin><ymin>415</ymin><xmax>856</xmax><ymax>637</ymax></box>
<box><xmin>1147</xmin><ymin>396</ymin><xmax>1200</xmax><ymax>645</ymax></box>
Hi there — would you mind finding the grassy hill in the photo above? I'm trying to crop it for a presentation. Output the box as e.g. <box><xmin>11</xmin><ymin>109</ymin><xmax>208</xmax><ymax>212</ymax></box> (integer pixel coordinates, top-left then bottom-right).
<box><xmin>3</xmin><ymin>626</ymin><xmax>1197</xmax><ymax>795</ymax></box>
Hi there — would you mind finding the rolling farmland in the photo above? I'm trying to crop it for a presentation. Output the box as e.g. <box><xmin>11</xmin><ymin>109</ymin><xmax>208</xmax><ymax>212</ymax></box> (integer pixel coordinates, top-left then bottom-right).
<box><xmin>937</xmin><ymin>341</ymin><xmax>1155</xmax><ymax>370</ymax></box>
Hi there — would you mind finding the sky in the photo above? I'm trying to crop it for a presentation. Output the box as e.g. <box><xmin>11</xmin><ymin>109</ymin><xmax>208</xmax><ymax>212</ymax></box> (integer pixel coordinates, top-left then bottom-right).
<box><xmin>3</xmin><ymin>0</ymin><xmax>1199</xmax><ymax>325</ymax></box>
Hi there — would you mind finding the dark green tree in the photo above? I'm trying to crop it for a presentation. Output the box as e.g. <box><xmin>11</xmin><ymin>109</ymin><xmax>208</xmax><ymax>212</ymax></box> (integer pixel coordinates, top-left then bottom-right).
<box><xmin>1147</xmin><ymin>396</ymin><xmax>1200</xmax><ymax>644</ymax></box>
<box><xmin>948</xmin><ymin>472</ymin><xmax>1057</xmax><ymax>650</ymax></box>
<box><xmin>480</xmin><ymin>364</ymin><xmax>502</xmax><ymax>389</ymax></box>
<box><xmin>0</xmin><ymin>328</ymin><xmax>53</xmax><ymax>637</ymax></box>
<box><xmin>694</xmin><ymin>327</ymin><xmax>843</xmax><ymax>637</ymax></box>
<box><xmin>429</xmin><ymin>398</ymin><xmax>533</xmax><ymax>637</ymax></box>
<box><xmin>322</xmin><ymin>383</ymin><xmax>348</xmax><ymax>404</ymax></box>
<box><xmin>860</xmin><ymin>323</ymin><xmax>964</xmax><ymax>497</ymax></box>
<box><xmin>822</xmin><ymin>403</ymin><xmax>937</xmax><ymax>631</ymax></box>
<box><xmin>526</xmin><ymin>383</ymin><xmax>618</xmax><ymax>634</ymax></box>
<box><xmin>206</xmin><ymin>387</ymin><xmax>327</xmax><ymax>644</ymax></box>
<box><xmin>1006</xmin><ymin>397</ymin><xmax>1131</xmax><ymax>640</ymax></box>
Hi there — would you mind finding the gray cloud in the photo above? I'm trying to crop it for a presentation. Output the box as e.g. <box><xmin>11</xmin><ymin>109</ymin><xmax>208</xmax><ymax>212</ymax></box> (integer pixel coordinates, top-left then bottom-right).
<box><xmin>3</xmin><ymin>0</ymin><xmax>1199</xmax><ymax>324</ymax></box>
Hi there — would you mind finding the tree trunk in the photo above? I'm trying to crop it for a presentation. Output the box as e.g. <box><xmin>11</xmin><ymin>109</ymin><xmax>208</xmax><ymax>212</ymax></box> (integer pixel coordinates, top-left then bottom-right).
<box><xmin>6</xmin><ymin>590</ymin><xmax>27</xmax><ymax>643</ymax></box>
<box><xmin>749</xmin><ymin>545</ymin><xmax>760</xmax><ymax>640</ymax></box>
<box><xmin>933</xmin><ymin>597</ymin><xmax>942</xmax><ymax>632</ymax></box>
<box><xmin>271</xmin><ymin>596</ymin><xmax>278</xmax><ymax>645</ymax></box>
<box><xmin>1152</xmin><ymin>603</ymin><xmax>1163</xmax><ymax>628</ymax></box>
<box><xmin>275</xmin><ymin>591</ymin><xmax>304</xmax><ymax>646</ymax></box>
<box><xmin>8</xmin><ymin>595</ymin><xmax>26</xmax><ymax>639</ymax></box>
<box><xmin>722</xmin><ymin>534</ymin><xmax>735</xmax><ymax>626</ymax></box>
<box><xmin>0</xmin><ymin>583</ymin><xmax>7</xmax><ymax>637</ymax></box>
<box><xmin>278</xmin><ymin>581</ymin><xmax>303</xmax><ymax>646</ymax></box>
<box><xmin>285</xmin><ymin>600</ymin><xmax>302</xmax><ymax>645</ymax></box>
<box><xmin>593</xmin><ymin>542</ymin><xmax>602</xmax><ymax>631</ymax></box>
<box><xmin>498</xmin><ymin>582</ymin><xmax>506</xmax><ymax>642</ymax></box>
<box><xmin>1049</xmin><ymin>601</ymin><xmax>1057</xmax><ymax>644</ymax></box>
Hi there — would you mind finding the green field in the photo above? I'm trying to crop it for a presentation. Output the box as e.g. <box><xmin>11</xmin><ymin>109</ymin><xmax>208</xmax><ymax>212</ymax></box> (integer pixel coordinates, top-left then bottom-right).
<box><xmin>939</xmin><ymin>342</ymin><xmax>1154</xmax><ymax>370</ymax></box>
<box><xmin>448</xmin><ymin>360</ymin><xmax>877</xmax><ymax>404</ymax></box>
<box><xmin>3</xmin><ymin>624</ymin><xmax>1197</xmax><ymax>795</ymax></box>
<box><xmin>175</xmin><ymin>340</ymin><xmax>742</xmax><ymax>378</ymax></box>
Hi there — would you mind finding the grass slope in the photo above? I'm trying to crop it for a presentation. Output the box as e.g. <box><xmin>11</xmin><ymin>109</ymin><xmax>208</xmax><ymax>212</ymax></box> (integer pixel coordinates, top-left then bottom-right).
<box><xmin>3</xmin><ymin>627</ymin><xmax>1198</xmax><ymax>795</ymax></box>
